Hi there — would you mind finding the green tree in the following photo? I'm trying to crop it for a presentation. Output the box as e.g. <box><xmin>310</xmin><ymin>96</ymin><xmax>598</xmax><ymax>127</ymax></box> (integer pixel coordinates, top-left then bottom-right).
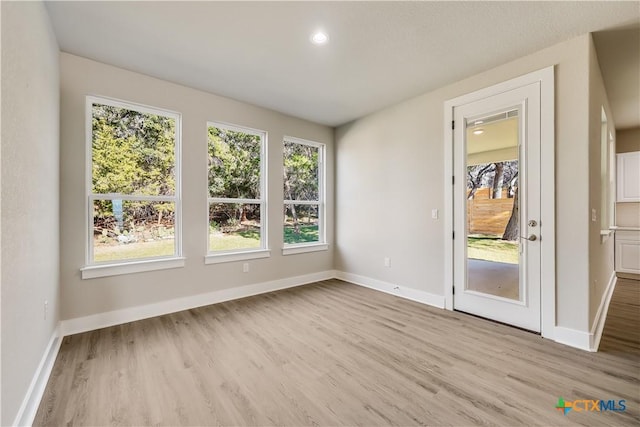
<box><xmin>208</xmin><ymin>126</ymin><xmax>261</xmax><ymax>225</ymax></box>
<box><xmin>283</xmin><ymin>142</ymin><xmax>319</xmax><ymax>233</ymax></box>
<box><xmin>91</xmin><ymin>104</ymin><xmax>176</xmax><ymax>231</ymax></box>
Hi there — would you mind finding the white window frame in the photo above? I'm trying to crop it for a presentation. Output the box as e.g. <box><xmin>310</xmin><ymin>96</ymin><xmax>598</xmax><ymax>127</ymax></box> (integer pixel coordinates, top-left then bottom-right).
<box><xmin>81</xmin><ymin>96</ymin><xmax>184</xmax><ymax>279</ymax></box>
<box><xmin>282</xmin><ymin>136</ymin><xmax>327</xmax><ymax>255</ymax></box>
<box><xmin>600</xmin><ymin>107</ymin><xmax>616</xmax><ymax>240</ymax></box>
<box><xmin>205</xmin><ymin>121</ymin><xmax>269</xmax><ymax>264</ymax></box>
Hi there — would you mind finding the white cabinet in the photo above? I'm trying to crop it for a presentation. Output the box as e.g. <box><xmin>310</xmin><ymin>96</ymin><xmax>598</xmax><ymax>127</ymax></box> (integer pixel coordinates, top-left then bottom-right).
<box><xmin>615</xmin><ymin>230</ymin><xmax>640</xmax><ymax>274</ymax></box>
<box><xmin>617</xmin><ymin>152</ymin><xmax>640</xmax><ymax>202</ymax></box>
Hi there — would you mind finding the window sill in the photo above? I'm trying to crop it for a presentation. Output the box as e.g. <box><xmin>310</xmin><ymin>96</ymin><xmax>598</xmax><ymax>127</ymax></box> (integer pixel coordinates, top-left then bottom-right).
<box><xmin>81</xmin><ymin>257</ymin><xmax>186</xmax><ymax>279</ymax></box>
<box><xmin>205</xmin><ymin>249</ymin><xmax>271</xmax><ymax>264</ymax></box>
<box><xmin>601</xmin><ymin>229</ymin><xmax>614</xmax><ymax>243</ymax></box>
<box><xmin>282</xmin><ymin>243</ymin><xmax>328</xmax><ymax>256</ymax></box>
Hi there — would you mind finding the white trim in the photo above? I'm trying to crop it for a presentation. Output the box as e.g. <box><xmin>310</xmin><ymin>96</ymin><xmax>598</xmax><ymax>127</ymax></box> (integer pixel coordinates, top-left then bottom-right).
<box><xmin>443</xmin><ymin>66</ymin><xmax>555</xmax><ymax>338</ymax></box>
<box><xmin>206</xmin><ymin>122</ymin><xmax>268</xmax><ymax>254</ymax></box>
<box><xmin>444</xmin><ymin>101</ymin><xmax>454</xmax><ymax>311</ymax></box>
<box><xmin>282</xmin><ymin>243</ymin><xmax>328</xmax><ymax>255</ymax></box>
<box><xmin>81</xmin><ymin>257</ymin><xmax>185</xmax><ymax>279</ymax></box>
<box><xmin>89</xmin><ymin>194</ymin><xmax>176</xmax><ymax>202</ymax></box>
<box><xmin>209</xmin><ymin>197</ymin><xmax>262</xmax><ymax>205</ymax></box>
<box><xmin>554</xmin><ymin>326</ymin><xmax>591</xmax><ymax>351</ymax></box>
<box><xmin>283</xmin><ymin>135</ymin><xmax>325</xmax><ymax>149</ymax></box>
<box><xmin>12</xmin><ymin>326</ymin><xmax>62</xmax><ymax>427</ymax></box>
<box><xmin>539</xmin><ymin>66</ymin><xmax>556</xmax><ymax>340</ymax></box>
<box><xmin>336</xmin><ymin>271</ymin><xmax>445</xmax><ymax>309</ymax></box>
<box><xmin>283</xmin><ymin>136</ymin><xmax>326</xmax><ymax>246</ymax></box>
<box><xmin>283</xmin><ymin>200</ymin><xmax>320</xmax><ymax>206</ymax></box>
<box><xmin>610</xmin><ymin>225</ymin><xmax>640</xmax><ymax>231</ymax></box>
<box><xmin>590</xmin><ymin>272</ymin><xmax>617</xmax><ymax>351</ymax></box>
<box><xmin>85</xmin><ymin>95</ymin><xmax>183</xmax><ymax>266</ymax></box>
<box><xmin>207</xmin><ymin>120</ymin><xmax>266</xmax><ymax>137</ymax></box>
<box><xmin>61</xmin><ymin>270</ymin><xmax>336</xmax><ymax>336</ymax></box>
<box><xmin>204</xmin><ymin>249</ymin><xmax>271</xmax><ymax>264</ymax></box>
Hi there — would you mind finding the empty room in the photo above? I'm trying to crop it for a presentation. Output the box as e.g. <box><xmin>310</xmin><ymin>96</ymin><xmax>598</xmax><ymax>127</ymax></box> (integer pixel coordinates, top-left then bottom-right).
<box><xmin>2</xmin><ymin>1</ymin><xmax>640</xmax><ymax>426</ymax></box>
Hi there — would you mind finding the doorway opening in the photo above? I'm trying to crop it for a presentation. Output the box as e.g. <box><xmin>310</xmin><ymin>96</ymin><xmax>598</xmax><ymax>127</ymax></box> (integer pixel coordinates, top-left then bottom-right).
<box><xmin>443</xmin><ymin>67</ymin><xmax>556</xmax><ymax>338</ymax></box>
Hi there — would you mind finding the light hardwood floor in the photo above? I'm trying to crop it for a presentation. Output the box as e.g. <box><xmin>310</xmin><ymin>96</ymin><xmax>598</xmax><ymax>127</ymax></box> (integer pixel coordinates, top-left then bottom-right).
<box><xmin>35</xmin><ymin>278</ymin><xmax>639</xmax><ymax>426</ymax></box>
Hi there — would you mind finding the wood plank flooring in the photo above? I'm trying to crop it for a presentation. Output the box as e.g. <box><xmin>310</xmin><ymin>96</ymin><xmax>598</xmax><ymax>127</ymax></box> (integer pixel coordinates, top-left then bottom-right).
<box><xmin>34</xmin><ymin>278</ymin><xmax>640</xmax><ymax>426</ymax></box>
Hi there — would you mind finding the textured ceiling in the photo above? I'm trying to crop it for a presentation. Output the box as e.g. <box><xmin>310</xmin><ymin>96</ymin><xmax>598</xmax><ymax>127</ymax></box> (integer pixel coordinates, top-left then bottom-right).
<box><xmin>45</xmin><ymin>1</ymin><xmax>640</xmax><ymax>127</ymax></box>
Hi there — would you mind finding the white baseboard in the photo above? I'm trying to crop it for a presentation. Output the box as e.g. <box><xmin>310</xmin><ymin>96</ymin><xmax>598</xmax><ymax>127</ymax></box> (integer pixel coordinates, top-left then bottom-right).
<box><xmin>335</xmin><ymin>271</ymin><xmax>445</xmax><ymax>309</ymax></box>
<box><xmin>61</xmin><ymin>270</ymin><xmax>337</xmax><ymax>336</ymax></box>
<box><xmin>554</xmin><ymin>326</ymin><xmax>592</xmax><ymax>351</ymax></box>
<box><xmin>589</xmin><ymin>272</ymin><xmax>617</xmax><ymax>351</ymax></box>
<box><xmin>13</xmin><ymin>325</ymin><xmax>62</xmax><ymax>427</ymax></box>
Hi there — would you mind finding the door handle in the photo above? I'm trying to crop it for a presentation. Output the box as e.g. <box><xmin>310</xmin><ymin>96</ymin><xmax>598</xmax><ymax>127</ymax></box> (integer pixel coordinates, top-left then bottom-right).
<box><xmin>521</xmin><ymin>234</ymin><xmax>537</xmax><ymax>241</ymax></box>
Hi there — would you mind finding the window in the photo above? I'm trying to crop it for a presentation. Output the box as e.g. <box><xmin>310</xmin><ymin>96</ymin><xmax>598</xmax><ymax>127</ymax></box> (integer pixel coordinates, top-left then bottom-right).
<box><xmin>601</xmin><ymin>107</ymin><xmax>615</xmax><ymax>236</ymax></box>
<box><xmin>207</xmin><ymin>122</ymin><xmax>267</xmax><ymax>261</ymax></box>
<box><xmin>84</xmin><ymin>97</ymin><xmax>182</xmax><ymax>275</ymax></box>
<box><xmin>283</xmin><ymin>137</ymin><xmax>326</xmax><ymax>254</ymax></box>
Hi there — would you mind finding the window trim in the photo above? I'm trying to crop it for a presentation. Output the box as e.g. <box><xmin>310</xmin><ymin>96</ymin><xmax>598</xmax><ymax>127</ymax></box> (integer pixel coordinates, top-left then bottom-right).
<box><xmin>600</xmin><ymin>107</ymin><xmax>616</xmax><ymax>240</ymax></box>
<box><xmin>84</xmin><ymin>96</ymin><xmax>183</xmax><ymax>275</ymax></box>
<box><xmin>205</xmin><ymin>121</ymin><xmax>268</xmax><ymax>261</ymax></box>
<box><xmin>282</xmin><ymin>136</ymin><xmax>326</xmax><ymax>252</ymax></box>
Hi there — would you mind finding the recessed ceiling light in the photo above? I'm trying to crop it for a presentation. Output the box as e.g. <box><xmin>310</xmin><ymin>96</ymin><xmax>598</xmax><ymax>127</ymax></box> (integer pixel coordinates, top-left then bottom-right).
<box><xmin>473</xmin><ymin>129</ymin><xmax>484</xmax><ymax>135</ymax></box>
<box><xmin>311</xmin><ymin>31</ymin><xmax>329</xmax><ymax>45</ymax></box>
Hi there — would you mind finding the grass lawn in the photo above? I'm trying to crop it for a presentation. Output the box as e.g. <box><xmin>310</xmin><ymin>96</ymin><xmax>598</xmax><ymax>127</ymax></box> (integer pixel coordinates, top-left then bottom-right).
<box><xmin>284</xmin><ymin>224</ymin><xmax>318</xmax><ymax>244</ymax></box>
<box><xmin>467</xmin><ymin>235</ymin><xmax>519</xmax><ymax>264</ymax></box>
<box><xmin>209</xmin><ymin>228</ymin><xmax>261</xmax><ymax>251</ymax></box>
<box><xmin>95</xmin><ymin>224</ymin><xmax>321</xmax><ymax>261</ymax></box>
<box><xmin>209</xmin><ymin>224</ymin><xmax>319</xmax><ymax>249</ymax></box>
<box><xmin>94</xmin><ymin>239</ymin><xmax>175</xmax><ymax>262</ymax></box>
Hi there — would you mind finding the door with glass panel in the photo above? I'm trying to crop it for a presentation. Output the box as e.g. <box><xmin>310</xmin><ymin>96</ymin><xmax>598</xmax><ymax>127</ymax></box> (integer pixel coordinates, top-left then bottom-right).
<box><xmin>453</xmin><ymin>83</ymin><xmax>541</xmax><ymax>332</ymax></box>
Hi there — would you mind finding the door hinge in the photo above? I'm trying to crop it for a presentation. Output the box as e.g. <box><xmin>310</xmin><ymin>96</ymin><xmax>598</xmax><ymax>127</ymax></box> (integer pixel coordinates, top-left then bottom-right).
<box><xmin>452</xmin><ymin>175</ymin><xmax>455</xmax><ymax>185</ymax></box>
<box><xmin>452</xmin><ymin>287</ymin><xmax>455</xmax><ymax>295</ymax></box>
<box><xmin>452</xmin><ymin>231</ymin><xmax>455</xmax><ymax>239</ymax></box>
<box><xmin>452</xmin><ymin>120</ymin><xmax>455</xmax><ymax>130</ymax></box>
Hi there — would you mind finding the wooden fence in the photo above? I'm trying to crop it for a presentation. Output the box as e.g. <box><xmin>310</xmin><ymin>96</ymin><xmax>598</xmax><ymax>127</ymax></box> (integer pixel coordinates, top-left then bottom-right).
<box><xmin>467</xmin><ymin>187</ymin><xmax>515</xmax><ymax>236</ymax></box>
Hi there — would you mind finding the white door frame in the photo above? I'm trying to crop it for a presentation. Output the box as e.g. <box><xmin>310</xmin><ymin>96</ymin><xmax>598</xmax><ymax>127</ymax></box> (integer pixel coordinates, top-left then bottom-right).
<box><xmin>443</xmin><ymin>66</ymin><xmax>556</xmax><ymax>339</ymax></box>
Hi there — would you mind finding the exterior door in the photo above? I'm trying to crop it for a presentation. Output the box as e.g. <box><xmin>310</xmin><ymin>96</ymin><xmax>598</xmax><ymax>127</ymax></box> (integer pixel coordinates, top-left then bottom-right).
<box><xmin>453</xmin><ymin>82</ymin><xmax>541</xmax><ymax>332</ymax></box>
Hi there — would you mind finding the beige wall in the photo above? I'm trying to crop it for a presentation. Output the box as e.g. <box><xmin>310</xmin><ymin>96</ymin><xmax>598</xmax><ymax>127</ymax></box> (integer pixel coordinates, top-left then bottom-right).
<box><xmin>60</xmin><ymin>54</ymin><xmax>334</xmax><ymax>320</ymax></box>
<box><xmin>588</xmin><ymin>35</ymin><xmax>616</xmax><ymax>330</ymax></box>
<box><xmin>615</xmin><ymin>127</ymin><xmax>640</xmax><ymax>227</ymax></box>
<box><xmin>336</xmin><ymin>34</ymin><xmax>592</xmax><ymax>332</ymax></box>
<box><xmin>1</xmin><ymin>2</ymin><xmax>60</xmax><ymax>424</ymax></box>
<box><xmin>616</xmin><ymin>127</ymin><xmax>640</xmax><ymax>153</ymax></box>
<box><xmin>616</xmin><ymin>203</ymin><xmax>640</xmax><ymax>227</ymax></box>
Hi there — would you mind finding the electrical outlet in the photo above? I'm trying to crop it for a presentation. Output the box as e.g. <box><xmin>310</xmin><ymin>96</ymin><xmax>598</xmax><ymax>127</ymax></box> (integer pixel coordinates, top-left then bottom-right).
<box><xmin>44</xmin><ymin>300</ymin><xmax>48</xmax><ymax>320</ymax></box>
<box><xmin>591</xmin><ymin>208</ymin><xmax>597</xmax><ymax>222</ymax></box>
<box><xmin>431</xmin><ymin>209</ymin><xmax>439</xmax><ymax>219</ymax></box>
<box><xmin>243</xmin><ymin>263</ymin><xmax>249</xmax><ymax>273</ymax></box>
<box><xmin>384</xmin><ymin>257</ymin><xmax>390</xmax><ymax>268</ymax></box>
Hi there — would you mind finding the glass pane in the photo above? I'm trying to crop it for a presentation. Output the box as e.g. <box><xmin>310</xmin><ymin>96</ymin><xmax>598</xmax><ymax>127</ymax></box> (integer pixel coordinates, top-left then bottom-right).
<box><xmin>93</xmin><ymin>200</ymin><xmax>175</xmax><ymax>262</ymax></box>
<box><xmin>92</xmin><ymin>103</ymin><xmax>176</xmax><ymax>196</ymax></box>
<box><xmin>284</xmin><ymin>204</ymin><xmax>319</xmax><ymax>244</ymax></box>
<box><xmin>208</xmin><ymin>125</ymin><xmax>262</xmax><ymax>199</ymax></box>
<box><xmin>465</xmin><ymin>110</ymin><xmax>520</xmax><ymax>300</ymax></box>
<box><xmin>209</xmin><ymin>202</ymin><xmax>261</xmax><ymax>252</ymax></box>
<box><xmin>283</xmin><ymin>141</ymin><xmax>319</xmax><ymax>201</ymax></box>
